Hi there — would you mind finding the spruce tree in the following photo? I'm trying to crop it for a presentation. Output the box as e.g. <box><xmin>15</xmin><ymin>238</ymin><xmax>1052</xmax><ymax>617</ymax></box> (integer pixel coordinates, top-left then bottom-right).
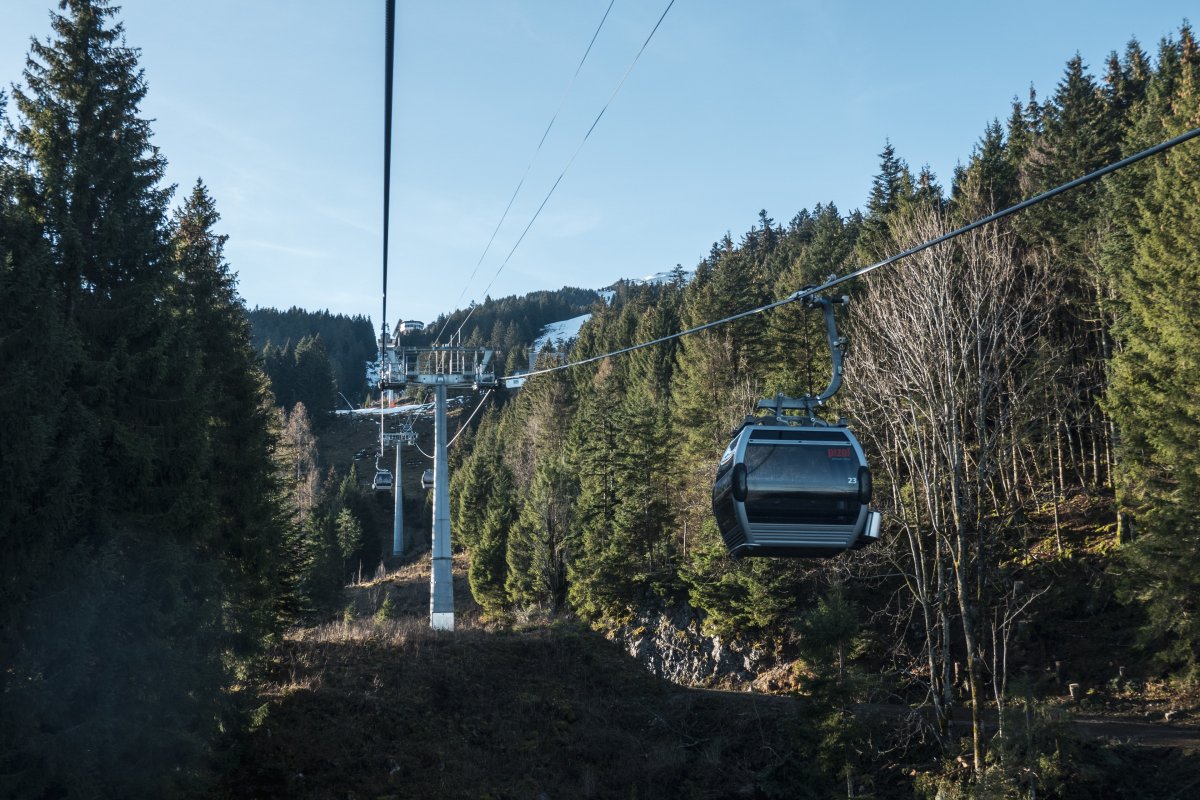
<box><xmin>858</xmin><ymin>141</ymin><xmax>914</xmax><ymax>259</ymax></box>
<box><xmin>469</xmin><ymin>462</ymin><xmax>517</xmax><ymax>614</ymax></box>
<box><xmin>505</xmin><ymin>457</ymin><xmax>576</xmax><ymax>609</ymax></box>
<box><xmin>566</xmin><ymin>372</ymin><xmax>628</xmax><ymax>619</ymax></box>
<box><xmin>0</xmin><ymin>88</ymin><xmax>83</xmax><ymax>636</ymax></box>
<box><xmin>1018</xmin><ymin>54</ymin><xmax>1126</xmax><ymax>498</ymax></box>
<box><xmin>764</xmin><ymin>203</ymin><xmax>855</xmax><ymax>398</ymax></box>
<box><xmin>1106</xmin><ymin>66</ymin><xmax>1200</xmax><ymax>675</ymax></box>
<box><xmin>950</xmin><ymin>120</ymin><xmax>1019</xmax><ymax>212</ymax></box>
<box><xmin>292</xmin><ymin>334</ymin><xmax>338</xmax><ymax>425</ymax></box>
<box><xmin>170</xmin><ymin>179</ymin><xmax>290</xmax><ymax>656</ymax></box>
<box><xmin>452</xmin><ymin>410</ymin><xmax>498</xmax><ymax>552</ymax></box>
<box><xmin>2</xmin><ymin>3</ymin><xmax>233</xmax><ymax>794</ymax></box>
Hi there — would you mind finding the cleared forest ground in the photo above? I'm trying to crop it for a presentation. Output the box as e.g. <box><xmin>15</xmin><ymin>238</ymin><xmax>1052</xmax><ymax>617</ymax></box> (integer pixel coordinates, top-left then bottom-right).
<box><xmin>219</xmin><ymin>557</ymin><xmax>838</xmax><ymax>799</ymax></box>
<box><xmin>219</xmin><ymin>554</ymin><xmax>1200</xmax><ymax>799</ymax></box>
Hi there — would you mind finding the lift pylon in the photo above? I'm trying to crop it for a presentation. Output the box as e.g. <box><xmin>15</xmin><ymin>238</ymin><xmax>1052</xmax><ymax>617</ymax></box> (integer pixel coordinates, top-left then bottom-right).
<box><xmin>382</xmin><ymin>421</ymin><xmax>418</xmax><ymax>557</ymax></box>
<box><xmin>379</xmin><ymin>345</ymin><xmax>495</xmax><ymax>631</ymax></box>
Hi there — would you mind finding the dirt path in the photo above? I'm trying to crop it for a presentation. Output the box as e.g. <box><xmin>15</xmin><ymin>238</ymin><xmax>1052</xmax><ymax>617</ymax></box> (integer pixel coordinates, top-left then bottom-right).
<box><xmin>692</xmin><ymin>695</ymin><xmax>1200</xmax><ymax>751</ymax></box>
<box><xmin>1072</xmin><ymin>713</ymin><xmax>1200</xmax><ymax>749</ymax></box>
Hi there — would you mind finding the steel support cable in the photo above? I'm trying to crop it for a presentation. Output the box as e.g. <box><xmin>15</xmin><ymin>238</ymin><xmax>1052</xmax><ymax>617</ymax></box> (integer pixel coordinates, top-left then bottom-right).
<box><xmin>380</xmin><ymin>0</ymin><xmax>397</xmax><ymax>449</ymax></box>
<box><xmin>407</xmin><ymin>392</ymin><xmax>493</xmax><ymax>459</ymax></box>
<box><xmin>433</xmin><ymin>0</ymin><xmax>617</xmax><ymax>345</ymax></box>
<box><xmin>381</xmin><ymin>0</ymin><xmax>396</xmax><ymax>350</ymax></box>
<box><xmin>515</xmin><ymin>125</ymin><xmax>1200</xmax><ymax>381</ymax></box>
<box><xmin>448</xmin><ymin>0</ymin><xmax>677</xmax><ymax>341</ymax></box>
<box><xmin>449</xmin><ymin>389</ymin><xmax>494</xmax><ymax>447</ymax></box>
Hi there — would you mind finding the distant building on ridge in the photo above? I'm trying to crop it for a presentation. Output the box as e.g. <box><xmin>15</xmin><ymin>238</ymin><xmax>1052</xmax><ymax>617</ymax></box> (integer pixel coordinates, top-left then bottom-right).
<box><xmin>398</xmin><ymin>320</ymin><xmax>425</xmax><ymax>334</ymax></box>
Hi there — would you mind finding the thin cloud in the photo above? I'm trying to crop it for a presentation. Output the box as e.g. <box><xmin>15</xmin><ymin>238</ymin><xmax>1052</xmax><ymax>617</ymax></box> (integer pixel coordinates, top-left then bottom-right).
<box><xmin>237</xmin><ymin>239</ymin><xmax>331</xmax><ymax>260</ymax></box>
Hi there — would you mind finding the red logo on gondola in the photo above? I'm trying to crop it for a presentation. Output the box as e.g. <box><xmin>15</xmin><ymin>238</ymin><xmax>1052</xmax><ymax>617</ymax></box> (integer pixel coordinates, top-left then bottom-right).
<box><xmin>827</xmin><ymin>448</ymin><xmax>852</xmax><ymax>458</ymax></box>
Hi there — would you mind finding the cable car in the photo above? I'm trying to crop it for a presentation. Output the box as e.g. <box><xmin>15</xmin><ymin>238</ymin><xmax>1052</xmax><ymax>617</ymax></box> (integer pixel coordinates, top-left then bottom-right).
<box><xmin>712</xmin><ymin>420</ymin><xmax>880</xmax><ymax>557</ymax></box>
<box><xmin>710</xmin><ymin>293</ymin><xmax>881</xmax><ymax>558</ymax></box>
<box><xmin>372</xmin><ymin>469</ymin><xmax>394</xmax><ymax>491</ymax></box>
<box><xmin>421</xmin><ymin>468</ymin><xmax>434</xmax><ymax>490</ymax></box>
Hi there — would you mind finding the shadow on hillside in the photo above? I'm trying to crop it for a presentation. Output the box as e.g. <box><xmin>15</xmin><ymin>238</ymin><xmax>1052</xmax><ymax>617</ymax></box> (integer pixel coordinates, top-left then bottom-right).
<box><xmin>220</xmin><ymin>618</ymin><xmax>833</xmax><ymax>800</ymax></box>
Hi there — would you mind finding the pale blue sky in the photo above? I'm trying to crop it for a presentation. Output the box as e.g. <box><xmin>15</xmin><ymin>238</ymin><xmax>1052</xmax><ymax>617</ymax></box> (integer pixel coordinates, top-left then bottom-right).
<box><xmin>2</xmin><ymin>2</ymin><xmax>1194</xmax><ymax>325</ymax></box>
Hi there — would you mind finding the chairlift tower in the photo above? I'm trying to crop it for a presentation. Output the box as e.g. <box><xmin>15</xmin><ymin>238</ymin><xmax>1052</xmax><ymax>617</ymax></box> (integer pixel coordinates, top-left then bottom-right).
<box><xmin>380</xmin><ymin>344</ymin><xmax>495</xmax><ymax>630</ymax></box>
<box><xmin>382</xmin><ymin>420</ymin><xmax>418</xmax><ymax>557</ymax></box>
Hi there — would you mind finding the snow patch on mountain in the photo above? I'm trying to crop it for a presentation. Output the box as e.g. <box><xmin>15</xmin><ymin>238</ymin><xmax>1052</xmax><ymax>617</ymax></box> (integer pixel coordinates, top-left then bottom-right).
<box><xmin>533</xmin><ymin>313</ymin><xmax>591</xmax><ymax>354</ymax></box>
<box><xmin>627</xmin><ymin>268</ymin><xmax>695</xmax><ymax>286</ymax></box>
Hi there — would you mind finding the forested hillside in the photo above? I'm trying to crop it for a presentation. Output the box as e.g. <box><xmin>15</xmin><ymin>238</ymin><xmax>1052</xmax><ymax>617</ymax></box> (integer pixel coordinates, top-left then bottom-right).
<box><xmin>448</xmin><ymin>26</ymin><xmax>1200</xmax><ymax>795</ymax></box>
<box><xmin>248</xmin><ymin>306</ymin><xmax>376</xmax><ymax>404</ymax></box>
<box><xmin>407</xmin><ymin>286</ymin><xmax>600</xmax><ymax>373</ymax></box>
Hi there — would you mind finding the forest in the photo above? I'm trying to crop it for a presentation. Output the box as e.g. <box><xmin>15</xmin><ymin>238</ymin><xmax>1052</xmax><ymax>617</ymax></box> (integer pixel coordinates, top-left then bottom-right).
<box><xmin>248</xmin><ymin>306</ymin><xmax>377</xmax><ymax>407</ymax></box>
<box><xmin>445</xmin><ymin>23</ymin><xmax>1200</xmax><ymax>796</ymax></box>
<box><xmin>403</xmin><ymin>285</ymin><xmax>601</xmax><ymax>374</ymax></box>
<box><xmin>1</xmin><ymin>1</ymin><xmax>1198</xmax><ymax>798</ymax></box>
<box><xmin>0</xmin><ymin>3</ymin><xmax>378</xmax><ymax>796</ymax></box>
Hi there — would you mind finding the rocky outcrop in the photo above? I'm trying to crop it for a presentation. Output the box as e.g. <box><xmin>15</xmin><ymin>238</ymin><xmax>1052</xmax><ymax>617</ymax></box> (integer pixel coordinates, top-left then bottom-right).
<box><xmin>608</xmin><ymin>605</ymin><xmax>767</xmax><ymax>688</ymax></box>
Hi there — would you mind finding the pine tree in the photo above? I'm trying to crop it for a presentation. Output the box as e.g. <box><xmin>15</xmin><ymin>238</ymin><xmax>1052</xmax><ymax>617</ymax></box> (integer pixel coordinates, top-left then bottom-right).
<box><xmin>1</xmin><ymin>3</ymin><xmax>236</xmax><ymax>794</ymax></box>
<box><xmin>1106</xmin><ymin>65</ymin><xmax>1200</xmax><ymax>675</ymax></box>
<box><xmin>170</xmin><ymin>179</ymin><xmax>291</xmax><ymax>657</ymax></box>
<box><xmin>505</xmin><ymin>457</ymin><xmax>576</xmax><ymax>609</ymax></box>
<box><xmin>469</xmin><ymin>462</ymin><xmax>517</xmax><ymax>614</ymax></box>
<box><xmin>292</xmin><ymin>334</ymin><xmax>338</xmax><ymax>425</ymax></box>
<box><xmin>858</xmin><ymin>141</ymin><xmax>914</xmax><ymax>259</ymax></box>
<box><xmin>0</xmin><ymin>89</ymin><xmax>83</xmax><ymax>637</ymax></box>
<box><xmin>566</xmin><ymin>371</ymin><xmax>627</xmax><ymax>619</ymax></box>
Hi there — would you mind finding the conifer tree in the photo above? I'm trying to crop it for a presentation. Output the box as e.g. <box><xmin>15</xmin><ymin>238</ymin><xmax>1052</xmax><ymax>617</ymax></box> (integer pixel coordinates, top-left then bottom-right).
<box><xmin>1018</xmin><ymin>54</ymin><xmax>1126</xmax><ymax>497</ymax></box>
<box><xmin>170</xmin><ymin>179</ymin><xmax>291</xmax><ymax>654</ymax></box>
<box><xmin>671</xmin><ymin>240</ymin><xmax>770</xmax><ymax>549</ymax></box>
<box><xmin>469</xmin><ymin>462</ymin><xmax>517</xmax><ymax>614</ymax></box>
<box><xmin>796</xmin><ymin>586</ymin><xmax>873</xmax><ymax>795</ymax></box>
<box><xmin>292</xmin><ymin>334</ymin><xmax>338</xmax><ymax>425</ymax></box>
<box><xmin>858</xmin><ymin>141</ymin><xmax>914</xmax><ymax>259</ymax></box>
<box><xmin>566</xmin><ymin>369</ymin><xmax>628</xmax><ymax>619</ymax></box>
<box><xmin>1</xmin><ymin>3</ymin><xmax>233</xmax><ymax>794</ymax></box>
<box><xmin>1106</xmin><ymin>66</ymin><xmax>1200</xmax><ymax>674</ymax></box>
<box><xmin>764</xmin><ymin>203</ymin><xmax>855</xmax><ymax>398</ymax></box>
<box><xmin>453</xmin><ymin>410</ymin><xmax>499</xmax><ymax>552</ymax></box>
<box><xmin>0</xmin><ymin>89</ymin><xmax>83</xmax><ymax>639</ymax></box>
<box><xmin>951</xmin><ymin>120</ymin><xmax>1018</xmax><ymax>212</ymax></box>
<box><xmin>506</xmin><ymin>457</ymin><xmax>576</xmax><ymax>609</ymax></box>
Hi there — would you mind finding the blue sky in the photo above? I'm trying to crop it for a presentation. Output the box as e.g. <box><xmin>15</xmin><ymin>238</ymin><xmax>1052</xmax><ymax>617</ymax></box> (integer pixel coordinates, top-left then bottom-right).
<box><xmin>2</xmin><ymin>1</ymin><xmax>1194</xmax><ymax>326</ymax></box>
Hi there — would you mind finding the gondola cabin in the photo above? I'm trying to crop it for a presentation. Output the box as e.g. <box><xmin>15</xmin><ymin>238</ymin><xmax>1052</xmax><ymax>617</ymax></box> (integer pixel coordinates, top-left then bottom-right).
<box><xmin>372</xmin><ymin>469</ymin><xmax>394</xmax><ymax>492</ymax></box>
<box><xmin>713</xmin><ymin>422</ymin><xmax>881</xmax><ymax>558</ymax></box>
<box><xmin>421</xmin><ymin>468</ymin><xmax>434</xmax><ymax>491</ymax></box>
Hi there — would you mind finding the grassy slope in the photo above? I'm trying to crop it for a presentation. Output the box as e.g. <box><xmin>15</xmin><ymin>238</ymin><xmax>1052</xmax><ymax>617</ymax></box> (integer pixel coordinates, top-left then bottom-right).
<box><xmin>221</xmin><ymin>419</ymin><xmax>1200</xmax><ymax>799</ymax></box>
<box><xmin>220</xmin><ymin>559</ymin><xmax>836</xmax><ymax>800</ymax></box>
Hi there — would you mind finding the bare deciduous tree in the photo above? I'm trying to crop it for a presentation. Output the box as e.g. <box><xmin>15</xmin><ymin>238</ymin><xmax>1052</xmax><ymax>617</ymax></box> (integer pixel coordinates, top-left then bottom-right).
<box><xmin>847</xmin><ymin>203</ymin><xmax>1051</xmax><ymax>776</ymax></box>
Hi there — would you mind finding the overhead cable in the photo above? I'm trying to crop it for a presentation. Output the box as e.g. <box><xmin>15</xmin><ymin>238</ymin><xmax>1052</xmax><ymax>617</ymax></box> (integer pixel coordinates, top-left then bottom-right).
<box><xmin>381</xmin><ymin>0</ymin><xmax>396</xmax><ymax>349</ymax></box>
<box><xmin>449</xmin><ymin>390</ymin><xmax>494</xmax><ymax>447</ymax></box>
<box><xmin>380</xmin><ymin>0</ymin><xmax>397</xmax><ymax>452</ymax></box>
<box><xmin>516</xmin><ymin>125</ymin><xmax>1200</xmax><ymax>381</ymax></box>
<box><xmin>434</xmin><ymin>0</ymin><xmax>617</xmax><ymax>344</ymax></box>
<box><xmin>448</xmin><ymin>0</ymin><xmax>677</xmax><ymax>341</ymax></box>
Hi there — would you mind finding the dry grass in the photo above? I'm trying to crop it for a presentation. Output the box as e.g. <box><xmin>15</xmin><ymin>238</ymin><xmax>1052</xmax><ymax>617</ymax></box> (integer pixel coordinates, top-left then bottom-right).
<box><xmin>219</xmin><ymin>559</ymin><xmax>831</xmax><ymax>800</ymax></box>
